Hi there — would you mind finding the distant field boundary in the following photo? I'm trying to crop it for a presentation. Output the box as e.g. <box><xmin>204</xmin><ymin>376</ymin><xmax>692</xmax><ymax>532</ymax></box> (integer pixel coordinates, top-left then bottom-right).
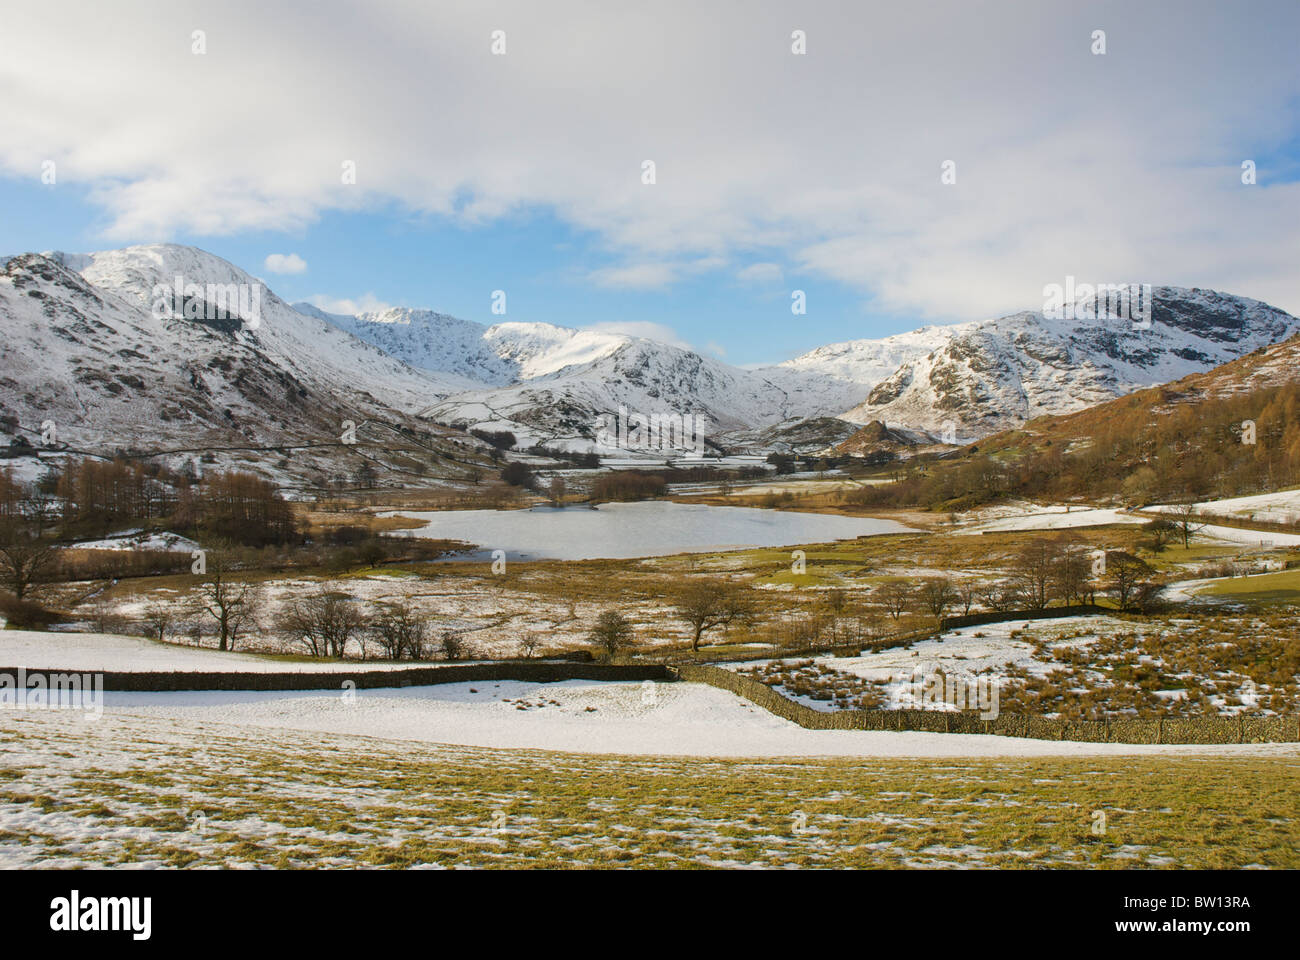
<box><xmin>938</xmin><ymin>604</ymin><xmax>1112</xmax><ymax>630</ymax></box>
<box><xmin>0</xmin><ymin>661</ymin><xmax>674</xmax><ymax>692</ymax></box>
<box><xmin>674</xmin><ymin>663</ymin><xmax>1300</xmax><ymax>744</ymax></box>
<box><xmin>655</xmin><ymin>607</ymin><xmax>1115</xmax><ymax>667</ymax></box>
<box><xmin>654</xmin><ymin>627</ymin><xmax>936</xmax><ymax>666</ymax></box>
<box><xmin>1133</xmin><ymin>506</ymin><xmax>1300</xmax><ymax>540</ymax></box>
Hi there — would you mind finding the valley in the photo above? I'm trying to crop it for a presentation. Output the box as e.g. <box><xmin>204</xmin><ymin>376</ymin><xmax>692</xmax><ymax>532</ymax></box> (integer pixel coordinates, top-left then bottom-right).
<box><xmin>4</xmin><ymin>243</ymin><xmax>1300</xmax><ymax>876</ymax></box>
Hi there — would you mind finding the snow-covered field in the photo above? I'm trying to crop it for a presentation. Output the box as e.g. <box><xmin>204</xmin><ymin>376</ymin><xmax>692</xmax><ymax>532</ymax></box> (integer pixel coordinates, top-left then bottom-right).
<box><xmin>964</xmin><ymin>501</ymin><xmax>1300</xmax><ymax>546</ymax></box>
<box><xmin>816</xmin><ymin>616</ymin><xmax>1111</xmax><ymax>705</ymax></box>
<box><xmin>64</xmin><ymin>571</ymin><xmax>651</xmax><ymax>660</ymax></box>
<box><xmin>7</xmin><ymin>706</ymin><xmax>1294</xmax><ymax>870</ymax></box>
<box><xmin>962</xmin><ymin>504</ymin><xmax>1142</xmax><ymax>534</ymax></box>
<box><xmin>45</xmin><ymin>678</ymin><xmax>1294</xmax><ymax>759</ymax></box>
<box><xmin>91</xmin><ymin>681</ymin><xmax>1298</xmax><ymax>759</ymax></box>
<box><xmin>8</xmin><ymin>606</ymin><xmax>1296</xmax><ymax>757</ymax></box>
<box><xmin>65</xmin><ymin>530</ymin><xmax>199</xmax><ymax>553</ymax></box>
<box><xmin>0</xmin><ymin>629</ymin><xmax>416</xmax><ymax>673</ymax></box>
<box><xmin>1148</xmin><ymin>489</ymin><xmax>1300</xmax><ymax>525</ymax></box>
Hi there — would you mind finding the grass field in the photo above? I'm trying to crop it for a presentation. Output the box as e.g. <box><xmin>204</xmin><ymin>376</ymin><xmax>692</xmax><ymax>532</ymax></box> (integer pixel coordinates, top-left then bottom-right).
<box><xmin>1197</xmin><ymin>567</ymin><xmax>1300</xmax><ymax>602</ymax></box>
<box><xmin>3</xmin><ymin>712</ymin><xmax>1296</xmax><ymax>869</ymax></box>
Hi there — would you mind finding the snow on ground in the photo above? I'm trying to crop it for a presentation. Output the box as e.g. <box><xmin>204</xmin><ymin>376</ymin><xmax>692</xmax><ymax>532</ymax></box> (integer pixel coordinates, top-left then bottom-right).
<box><xmin>100</xmin><ymin>571</ymin><xmax>636</xmax><ymax>660</ymax></box>
<box><xmin>829</xmin><ymin>617</ymin><xmax>1109</xmax><ymax>680</ymax></box>
<box><xmin>1147</xmin><ymin>489</ymin><xmax>1300</xmax><ymax>525</ymax></box>
<box><xmin>1161</xmin><ymin>577</ymin><xmax>1224</xmax><ymax>603</ymax></box>
<box><xmin>4</xmin><ymin>623</ymin><xmax>1291</xmax><ymax>758</ymax></box>
<box><xmin>94</xmin><ymin>677</ymin><xmax>1297</xmax><ymax>759</ymax></box>
<box><xmin>964</xmin><ymin>501</ymin><xmax>1300</xmax><ymax>547</ymax></box>
<box><xmin>1144</xmin><ymin>506</ymin><xmax>1300</xmax><ymax>547</ymax></box>
<box><xmin>65</xmin><ymin>530</ymin><xmax>199</xmax><ymax>552</ymax></box>
<box><xmin>672</xmin><ymin>476</ymin><xmax>889</xmax><ymax>497</ymax></box>
<box><xmin>751</xmin><ymin>616</ymin><xmax>1118</xmax><ymax>711</ymax></box>
<box><xmin>0</xmin><ymin>629</ymin><xmax>418</xmax><ymax>673</ymax></box>
<box><xmin>962</xmin><ymin>504</ymin><xmax>1142</xmax><ymax>534</ymax></box>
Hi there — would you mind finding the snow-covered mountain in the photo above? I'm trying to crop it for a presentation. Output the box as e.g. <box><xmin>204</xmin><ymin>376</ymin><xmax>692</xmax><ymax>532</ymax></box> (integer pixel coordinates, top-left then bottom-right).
<box><xmin>756</xmin><ymin>326</ymin><xmax>957</xmax><ymax>416</ymax></box>
<box><xmin>6</xmin><ymin>242</ymin><xmax>1299</xmax><ymax>470</ymax></box>
<box><xmin>840</xmin><ymin>288</ymin><xmax>1300</xmax><ymax>436</ymax></box>
<box><xmin>423</xmin><ymin>338</ymin><xmax>842</xmax><ymax>451</ymax></box>
<box><xmin>297</xmin><ymin>304</ymin><xmax>632</xmax><ymax>387</ymax></box>
<box><xmin>307</xmin><ymin>300</ymin><xmax>857</xmax><ymax>450</ymax></box>
<box><xmin>0</xmin><ymin>245</ymin><xmax>478</xmax><ymax>484</ymax></box>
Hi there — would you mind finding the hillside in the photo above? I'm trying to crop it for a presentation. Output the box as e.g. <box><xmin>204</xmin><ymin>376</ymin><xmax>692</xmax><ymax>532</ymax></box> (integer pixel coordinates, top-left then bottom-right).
<box><xmin>6</xmin><ymin>242</ymin><xmax>1300</xmax><ymax>469</ymax></box>
<box><xmin>841</xmin><ymin>288</ymin><xmax>1300</xmax><ymax>437</ymax></box>
<box><xmin>847</xmin><ymin>333</ymin><xmax>1300</xmax><ymax>512</ymax></box>
<box><xmin>0</xmin><ymin>246</ymin><xmax>490</xmax><ymax>488</ymax></box>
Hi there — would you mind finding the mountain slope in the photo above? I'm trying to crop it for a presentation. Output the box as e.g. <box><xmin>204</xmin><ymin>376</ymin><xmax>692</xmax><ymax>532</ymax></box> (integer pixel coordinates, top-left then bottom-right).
<box><xmin>987</xmin><ymin>330</ymin><xmax>1300</xmax><ymax>450</ymax></box>
<box><xmin>6</xmin><ymin>242</ymin><xmax>1299</xmax><ymax>470</ymax></box>
<box><xmin>424</xmin><ymin>338</ymin><xmax>821</xmax><ymax>451</ymax></box>
<box><xmin>0</xmin><ymin>246</ymin><xmax>479</xmax><ymax>485</ymax></box>
<box><xmin>297</xmin><ymin>303</ymin><xmax>634</xmax><ymax>387</ymax></box>
<box><xmin>841</xmin><ymin>288</ymin><xmax>1300</xmax><ymax>437</ymax></box>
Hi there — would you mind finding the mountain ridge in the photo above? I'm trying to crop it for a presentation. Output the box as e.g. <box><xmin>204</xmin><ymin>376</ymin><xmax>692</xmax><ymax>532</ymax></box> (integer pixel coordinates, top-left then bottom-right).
<box><xmin>5</xmin><ymin>243</ymin><xmax>1299</xmax><ymax>463</ymax></box>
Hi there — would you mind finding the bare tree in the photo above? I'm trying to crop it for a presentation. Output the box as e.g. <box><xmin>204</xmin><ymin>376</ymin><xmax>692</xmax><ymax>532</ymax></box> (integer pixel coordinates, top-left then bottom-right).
<box><xmin>589</xmin><ymin>609</ymin><xmax>634</xmax><ymax>660</ymax></box>
<box><xmin>876</xmin><ymin>580</ymin><xmax>910</xmax><ymax>621</ymax></box>
<box><xmin>521</xmin><ymin>633</ymin><xmax>542</xmax><ymax>659</ymax></box>
<box><xmin>1012</xmin><ymin>540</ymin><xmax>1063</xmax><ymax>610</ymax></box>
<box><xmin>980</xmin><ymin>582</ymin><xmax>1021</xmax><ymax>612</ymax></box>
<box><xmin>822</xmin><ymin>588</ymin><xmax>849</xmax><ymax>641</ymax></box>
<box><xmin>1133</xmin><ymin>580</ymin><xmax>1167</xmax><ymax>615</ymax></box>
<box><xmin>1106</xmin><ymin>551</ymin><xmax>1154</xmax><ymax>612</ymax></box>
<box><xmin>141</xmin><ymin>600</ymin><xmax>176</xmax><ymax>642</ymax></box>
<box><xmin>955</xmin><ymin>579</ymin><xmax>979</xmax><ymax>616</ymax></box>
<box><xmin>916</xmin><ymin>577</ymin><xmax>958</xmax><ymax>623</ymax></box>
<box><xmin>548</xmin><ymin>474</ymin><xmax>567</xmax><ymax>506</ymax></box>
<box><xmin>1052</xmin><ymin>545</ymin><xmax>1093</xmax><ymax>606</ymax></box>
<box><xmin>18</xmin><ymin>494</ymin><xmax>58</xmax><ymax>537</ymax></box>
<box><xmin>278</xmin><ymin>586</ymin><xmax>362</xmax><ymax>658</ymax></box>
<box><xmin>674</xmin><ymin>579</ymin><xmax>755</xmax><ymax>652</ymax></box>
<box><xmin>1141</xmin><ymin>517</ymin><xmax>1178</xmax><ymax>554</ymax></box>
<box><xmin>441</xmin><ymin>630</ymin><xmax>468</xmax><ymax>661</ymax></box>
<box><xmin>369</xmin><ymin>599</ymin><xmax>431</xmax><ymax>660</ymax></box>
<box><xmin>197</xmin><ymin>553</ymin><xmax>261</xmax><ymax>651</ymax></box>
<box><xmin>0</xmin><ymin>515</ymin><xmax>58</xmax><ymax>600</ymax></box>
<box><xmin>86</xmin><ymin>595</ymin><xmax>127</xmax><ymax>634</ymax></box>
<box><xmin>1167</xmin><ymin>502</ymin><xmax>1207</xmax><ymax>549</ymax></box>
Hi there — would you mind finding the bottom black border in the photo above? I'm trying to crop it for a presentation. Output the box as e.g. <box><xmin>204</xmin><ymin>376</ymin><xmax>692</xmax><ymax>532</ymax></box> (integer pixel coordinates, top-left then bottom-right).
<box><xmin>1</xmin><ymin>868</ymin><xmax>1281</xmax><ymax>947</ymax></box>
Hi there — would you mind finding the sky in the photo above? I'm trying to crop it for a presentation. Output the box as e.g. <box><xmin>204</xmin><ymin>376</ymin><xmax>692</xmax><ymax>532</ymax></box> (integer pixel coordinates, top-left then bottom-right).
<box><xmin>1</xmin><ymin>0</ymin><xmax>1298</xmax><ymax>367</ymax></box>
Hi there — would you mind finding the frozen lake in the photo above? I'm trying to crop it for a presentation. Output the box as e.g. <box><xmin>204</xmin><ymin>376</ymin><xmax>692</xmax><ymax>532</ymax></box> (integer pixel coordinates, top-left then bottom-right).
<box><xmin>389</xmin><ymin>501</ymin><xmax>912</xmax><ymax>561</ymax></box>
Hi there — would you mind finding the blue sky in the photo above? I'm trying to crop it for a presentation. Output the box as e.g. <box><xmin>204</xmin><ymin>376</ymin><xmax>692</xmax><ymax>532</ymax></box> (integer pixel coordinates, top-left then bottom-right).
<box><xmin>1</xmin><ymin>1</ymin><xmax>1297</xmax><ymax>367</ymax></box>
<box><xmin>0</xmin><ymin>177</ymin><xmax>901</xmax><ymax>365</ymax></box>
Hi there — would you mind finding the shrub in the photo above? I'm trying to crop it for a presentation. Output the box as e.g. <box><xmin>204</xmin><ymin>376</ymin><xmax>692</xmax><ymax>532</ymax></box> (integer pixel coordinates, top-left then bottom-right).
<box><xmin>0</xmin><ymin>591</ymin><xmax>62</xmax><ymax>629</ymax></box>
<box><xmin>590</xmin><ymin>471</ymin><xmax>667</xmax><ymax>502</ymax></box>
<box><xmin>500</xmin><ymin>461</ymin><xmax>534</xmax><ymax>488</ymax></box>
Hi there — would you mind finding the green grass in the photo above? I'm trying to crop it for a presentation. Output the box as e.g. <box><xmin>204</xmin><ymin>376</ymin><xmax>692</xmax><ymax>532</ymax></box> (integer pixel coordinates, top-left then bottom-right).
<box><xmin>1197</xmin><ymin>567</ymin><xmax>1300</xmax><ymax>602</ymax></box>
<box><xmin>3</xmin><ymin>712</ymin><xmax>1297</xmax><ymax>869</ymax></box>
<box><xmin>1148</xmin><ymin>543</ymin><xmax>1243</xmax><ymax>570</ymax></box>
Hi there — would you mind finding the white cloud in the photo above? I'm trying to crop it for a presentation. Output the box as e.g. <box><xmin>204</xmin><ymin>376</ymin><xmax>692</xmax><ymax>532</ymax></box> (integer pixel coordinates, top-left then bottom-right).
<box><xmin>583</xmin><ymin>320</ymin><xmax>689</xmax><ymax>348</ymax></box>
<box><xmin>588</xmin><ymin>263</ymin><xmax>677</xmax><ymax>291</ymax></box>
<box><xmin>304</xmin><ymin>292</ymin><xmax>393</xmax><ymax>317</ymax></box>
<box><xmin>263</xmin><ymin>252</ymin><xmax>307</xmax><ymax>274</ymax></box>
<box><xmin>736</xmin><ymin>262</ymin><xmax>783</xmax><ymax>287</ymax></box>
<box><xmin>1</xmin><ymin>2</ymin><xmax>1297</xmax><ymax>320</ymax></box>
